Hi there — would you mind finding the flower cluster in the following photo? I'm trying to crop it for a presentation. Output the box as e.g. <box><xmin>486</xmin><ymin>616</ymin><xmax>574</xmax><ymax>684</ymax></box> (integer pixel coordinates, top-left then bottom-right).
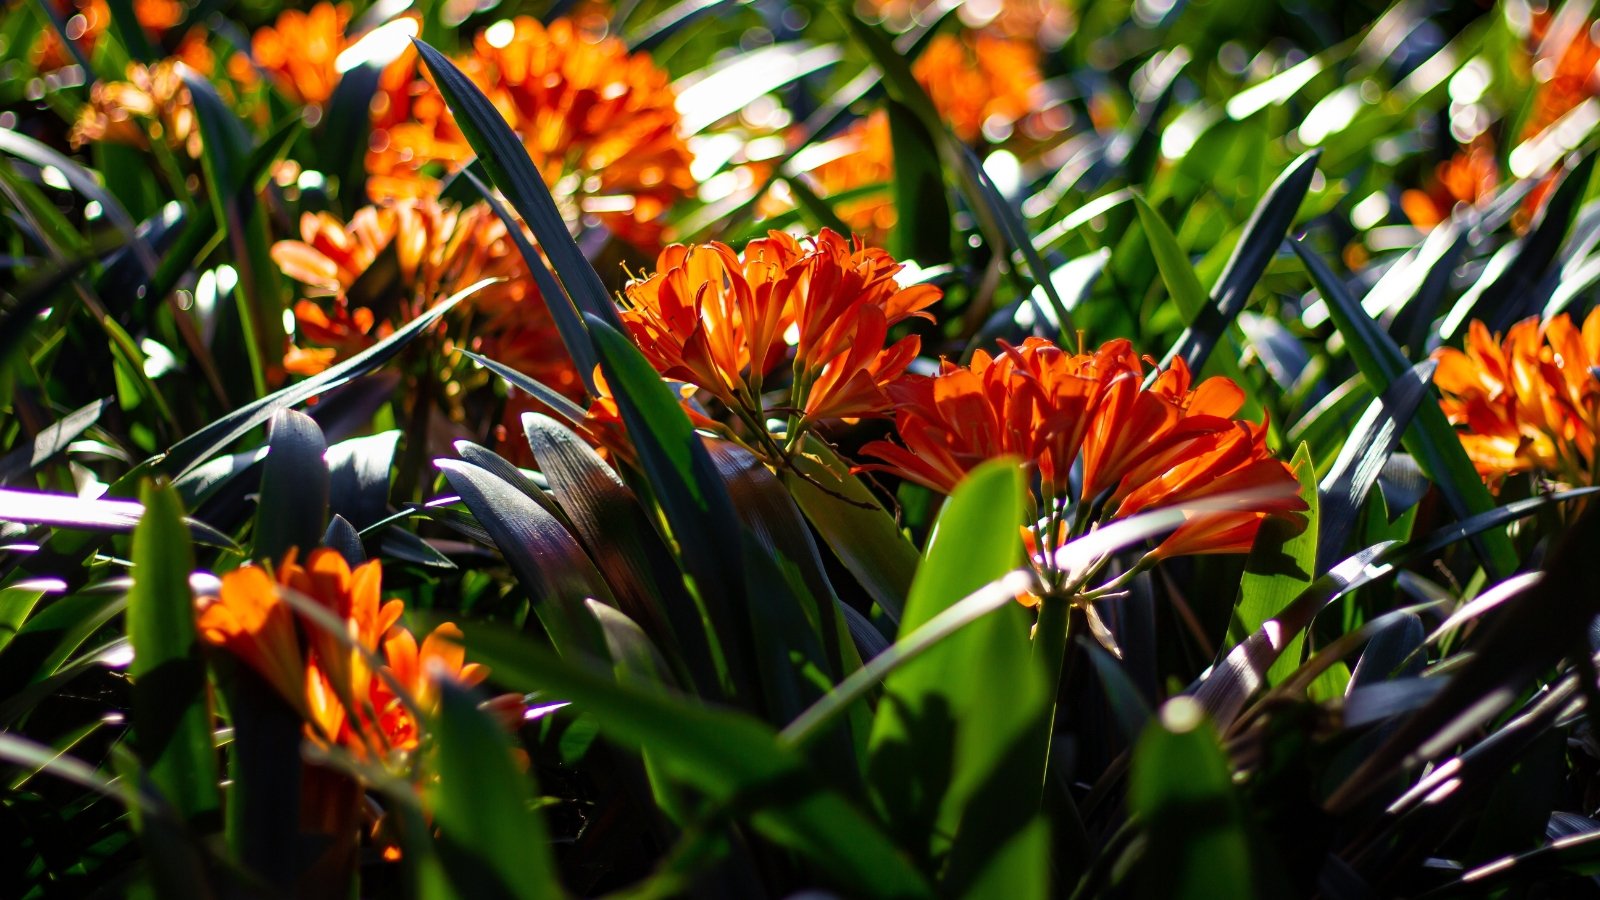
<box><xmin>368</xmin><ymin>15</ymin><xmax>695</xmax><ymax>248</ymax></box>
<box><xmin>912</xmin><ymin>32</ymin><xmax>1041</xmax><ymax>145</ymax></box>
<box><xmin>860</xmin><ymin>337</ymin><xmax>1305</xmax><ymax>567</ymax></box>
<box><xmin>32</xmin><ymin>0</ymin><xmax>183</xmax><ymax>71</ymax></box>
<box><xmin>272</xmin><ymin>196</ymin><xmax>579</xmax><ymax>398</ymax></box>
<box><xmin>1399</xmin><ymin>138</ymin><xmax>1499</xmax><ymax>231</ymax></box>
<box><xmin>69</xmin><ymin>58</ymin><xmax>205</xmax><ymax>157</ymax></box>
<box><xmin>197</xmin><ymin>549</ymin><xmax>519</xmax><ymax>761</ymax></box>
<box><xmin>1433</xmin><ymin>309</ymin><xmax>1600</xmax><ymax>490</ymax></box>
<box><xmin>762</xmin><ymin>27</ymin><xmax>1043</xmax><ymax>240</ymax></box>
<box><xmin>611</xmin><ymin>228</ymin><xmax>938</xmax><ymax>456</ymax></box>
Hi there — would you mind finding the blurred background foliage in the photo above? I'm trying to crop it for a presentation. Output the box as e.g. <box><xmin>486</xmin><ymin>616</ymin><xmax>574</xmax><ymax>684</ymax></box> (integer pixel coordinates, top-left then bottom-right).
<box><xmin>7</xmin><ymin>0</ymin><xmax>1600</xmax><ymax>896</ymax></box>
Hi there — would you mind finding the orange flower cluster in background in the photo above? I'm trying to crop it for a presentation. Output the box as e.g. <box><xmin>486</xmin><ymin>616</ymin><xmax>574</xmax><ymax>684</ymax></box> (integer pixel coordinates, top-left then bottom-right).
<box><xmin>197</xmin><ymin>549</ymin><xmax>519</xmax><ymax>760</ymax></box>
<box><xmin>1400</xmin><ymin>138</ymin><xmax>1499</xmax><ymax>231</ymax></box>
<box><xmin>613</xmin><ymin>228</ymin><xmax>938</xmax><ymax>451</ymax></box>
<box><xmin>272</xmin><ymin>196</ymin><xmax>580</xmax><ymax>399</ymax></box>
<box><xmin>69</xmin><ymin>58</ymin><xmax>206</xmax><ymax>157</ymax></box>
<box><xmin>763</xmin><ymin>26</ymin><xmax>1043</xmax><ymax>238</ymax></box>
<box><xmin>369</xmin><ymin>15</ymin><xmax>694</xmax><ymax>248</ymax></box>
<box><xmin>798</xmin><ymin>111</ymin><xmax>898</xmax><ymax>240</ymax></box>
<box><xmin>1524</xmin><ymin>11</ymin><xmax>1600</xmax><ymax>140</ymax></box>
<box><xmin>1433</xmin><ymin>310</ymin><xmax>1600</xmax><ymax>490</ymax></box>
<box><xmin>912</xmin><ymin>32</ymin><xmax>1041</xmax><ymax>144</ymax></box>
<box><xmin>31</xmin><ymin>0</ymin><xmax>183</xmax><ymax>71</ymax></box>
<box><xmin>861</xmin><ymin>338</ymin><xmax>1305</xmax><ymax>561</ymax></box>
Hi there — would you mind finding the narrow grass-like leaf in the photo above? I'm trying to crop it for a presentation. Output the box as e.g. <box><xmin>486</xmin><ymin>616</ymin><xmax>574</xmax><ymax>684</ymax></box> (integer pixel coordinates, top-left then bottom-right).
<box><xmin>867</xmin><ymin>459</ymin><xmax>1048</xmax><ymax>875</ymax></box>
<box><xmin>1444</xmin><ymin>151</ymin><xmax>1596</xmax><ymax>336</ymax></box>
<box><xmin>1134</xmin><ymin>192</ymin><xmax>1206</xmax><ymax>324</ymax></box>
<box><xmin>1327</xmin><ymin>502</ymin><xmax>1600</xmax><ymax>813</ymax></box>
<box><xmin>128</xmin><ymin>480</ymin><xmax>219</xmax><ymax>828</ymax></box>
<box><xmin>459</xmin><ymin>624</ymin><xmax>934</xmax><ymax>899</ymax></box>
<box><xmin>520</xmin><ymin>414</ymin><xmax>687</xmax><ymax>643</ymax></box>
<box><xmin>432</xmin><ymin>679</ymin><xmax>565</xmax><ymax>900</ymax></box>
<box><xmin>783</xmin><ymin>435</ymin><xmax>918</xmax><ymax>624</ymax></box>
<box><xmin>253</xmin><ymin>410</ymin><xmax>329</xmax><ymax>563</ymax></box>
<box><xmin>1316</xmin><ymin>361</ymin><xmax>1436</xmax><ymax>570</ymax></box>
<box><xmin>0</xmin><ymin>398</ymin><xmax>110</xmax><ymax>484</ymax></box>
<box><xmin>157</xmin><ymin>283</ymin><xmax>477</xmax><ymax>478</ymax></box>
<box><xmin>886</xmin><ymin>98</ymin><xmax>952</xmax><ymax>264</ymax></box>
<box><xmin>411</xmin><ymin>39</ymin><xmax>623</xmax><ymax>333</ymax></box>
<box><xmin>1160</xmin><ymin>151</ymin><xmax>1320</xmax><ymax>375</ymax></box>
<box><xmin>1293</xmin><ymin>238</ymin><xmax>1519</xmax><ymax>576</ymax></box>
<box><xmin>436</xmin><ymin>459</ymin><xmax>610</xmax><ymax>660</ymax></box>
<box><xmin>585</xmin><ymin>313</ymin><xmax>749</xmax><ymax>698</ymax></box>
<box><xmin>460</xmin><ymin>170</ymin><xmax>598</xmax><ymax>394</ymax></box>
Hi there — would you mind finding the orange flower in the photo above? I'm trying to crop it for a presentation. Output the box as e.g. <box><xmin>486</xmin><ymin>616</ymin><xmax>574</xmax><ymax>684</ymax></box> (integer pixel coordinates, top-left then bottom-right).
<box><xmin>32</xmin><ymin>0</ymin><xmax>182</xmax><ymax>71</ymax></box>
<box><xmin>69</xmin><ymin>58</ymin><xmax>205</xmax><ymax>157</ymax></box>
<box><xmin>911</xmin><ymin>32</ymin><xmax>1041</xmax><ymax>144</ymax></box>
<box><xmin>615</xmin><ymin>229</ymin><xmax>939</xmax><ymax>456</ymax></box>
<box><xmin>272</xmin><ymin>197</ymin><xmax>577</xmax><ymax>397</ymax></box>
<box><xmin>1525</xmin><ymin>11</ymin><xmax>1600</xmax><ymax>141</ymax></box>
<box><xmin>860</xmin><ymin>337</ymin><xmax>1304</xmax><ymax>564</ymax></box>
<box><xmin>368</xmin><ymin>15</ymin><xmax>695</xmax><ymax>249</ymax></box>
<box><xmin>197</xmin><ymin>565</ymin><xmax>307</xmax><ymax>713</ymax></box>
<box><xmin>250</xmin><ymin>2</ymin><xmax>349</xmax><ymax>107</ymax></box>
<box><xmin>1400</xmin><ymin>138</ymin><xmax>1499</xmax><ymax>231</ymax></box>
<box><xmin>247</xmin><ymin>2</ymin><xmax>415</xmax><ymax>110</ymax></box>
<box><xmin>1433</xmin><ymin>309</ymin><xmax>1600</xmax><ymax>489</ymax></box>
<box><xmin>866</xmin><ymin>0</ymin><xmax>1075</xmax><ymax>47</ymax></box>
<box><xmin>199</xmin><ymin>549</ymin><xmax>520</xmax><ymax>760</ymax></box>
<box><xmin>774</xmin><ymin>110</ymin><xmax>897</xmax><ymax>244</ymax></box>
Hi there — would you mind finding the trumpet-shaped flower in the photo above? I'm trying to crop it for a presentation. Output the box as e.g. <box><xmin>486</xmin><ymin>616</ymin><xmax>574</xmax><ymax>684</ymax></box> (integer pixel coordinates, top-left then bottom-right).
<box><xmin>198</xmin><ymin>549</ymin><xmax>519</xmax><ymax>761</ymax></box>
<box><xmin>860</xmin><ymin>337</ymin><xmax>1304</xmax><ymax>567</ymax></box>
<box><xmin>272</xmin><ymin>196</ymin><xmax>577</xmax><ymax>394</ymax></box>
<box><xmin>615</xmin><ymin>229</ymin><xmax>939</xmax><ymax>457</ymax></box>
<box><xmin>1433</xmin><ymin>309</ymin><xmax>1600</xmax><ymax>489</ymax></box>
<box><xmin>368</xmin><ymin>15</ymin><xmax>694</xmax><ymax>248</ymax></box>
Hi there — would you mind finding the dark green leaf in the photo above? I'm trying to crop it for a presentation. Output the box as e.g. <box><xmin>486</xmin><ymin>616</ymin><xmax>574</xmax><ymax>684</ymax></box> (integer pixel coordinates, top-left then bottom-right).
<box><xmin>253</xmin><ymin>410</ymin><xmax>329</xmax><ymax>563</ymax></box>
<box><xmin>432</xmin><ymin>679</ymin><xmax>565</xmax><ymax>900</ymax></box>
<box><xmin>128</xmin><ymin>479</ymin><xmax>219</xmax><ymax>828</ymax></box>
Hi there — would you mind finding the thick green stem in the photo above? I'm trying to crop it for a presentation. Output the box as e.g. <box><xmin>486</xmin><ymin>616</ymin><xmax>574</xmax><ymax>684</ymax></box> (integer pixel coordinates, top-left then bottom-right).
<box><xmin>1032</xmin><ymin>591</ymin><xmax>1073</xmax><ymax>789</ymax></box>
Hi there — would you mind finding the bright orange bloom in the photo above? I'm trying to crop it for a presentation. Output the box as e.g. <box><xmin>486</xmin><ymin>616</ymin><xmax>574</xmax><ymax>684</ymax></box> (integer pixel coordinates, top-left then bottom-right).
<box><xmin>1400</xmin><ymin>138</ymin><xmax>1499</xmax><ymax>231</ymax></box>
<box><xmin>250</xmin><ymin>2</ymin><xmax>349</xmax><ymax>107</ymax></box>
<box><xmin>247</xmin><ymin>3</ymin><xmax>416</xmax><ymax>110</ymax></box>
<box><xmin>1524</xmin><ymin>11</ymin><xmax>1600</xmax><ymax>141</ymax></box>
<box><xmin>197</xmin><ymin>565</ymin><xmax>307</xmax><ymax>713</ymax></box>
<box><xmin>1433</xmin><ymin>309</ymin><xmax>1600</xmax><ymax>489</ymax></box>
<box><xmin>368</xmin><ymin>15</ymin><xmax>694</xmax><ymax>248</ymax></box>
<box><xmin>911</xmin><ymin>32</ymin><xmax>1041</xmax><ymax>144</ymax></box>
<box><xmin>866</xmin><ymin>0</ymin><xmax>1075</xmax><ymax>47</ymax></box>
<box><xmin>198</xmin><ymin>549</ymin><xmax>520</xmax><ymax>761</ymax></box>
<box><xmin>69</xmin><ymin>57</ymin><xmax>208</xmax><ymax>157</ymax></box>
<box><xmin>616</xmin><ymin>229</ymin><xmax>939</xmax><ymax>452</ymax></box>
<box><xmin>272</xmin><ymin>197</ymin><xmax>577</xmax><ymax>398</ymax></box>
<box><xmin>861</xmin><ymin>337</ymin><xmax>1304</xmax><ymax>562</ymax></box>
<box><xmin>32</xmin><ymin>0</ymin><xmax>182</xmax><ymax>71</ymax></box>
<box><xmin>777</xmin><ymin>110</ymin><xmax>897</xmax><ymax>243</ymax></box>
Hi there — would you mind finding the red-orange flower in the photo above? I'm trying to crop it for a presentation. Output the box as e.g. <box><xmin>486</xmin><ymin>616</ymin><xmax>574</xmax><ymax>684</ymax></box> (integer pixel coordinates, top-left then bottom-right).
<box><xmin>272</xmin><ymin>197</ymin><xmax>576</xmax><ymax>393</ymax></box>
<box><xmin>912</xmin><ymin>32</ymin><xmax>1041</xmax><ymax>145</ymax></box>
<box><xmin>1400</xmin><ymin>138</ymin><xmax>1499</xmax><ymax>231</ymax></box>
<box><xmin>861</xmin><ymin>337</ymin><xmax>1304</xmax><ymax>564</ymax></box>
<box><xmin>32</xmin><ymin>0</ymin><xmax>182</xmax><ymax>71</ymax></box>
<box><xmin>198</xmin><ymin>549</ymin><xmax>519</xmax><ymax>760</ymax></box>
<box><xmin>614</xmin><ymin>229</ymin><xmax>939</xmax><ymax>456</ymax></box>
<box><xmin>1433</xmin><ymin>309</ymin><xmax>1600</xmax><ymax>490</ymax></box>
<box><xmin>368</xmin><ymin>15</ymin><xmax>694</xmax><ymax>249</ymax></box>
<box><xmin>246</xmin><ymin>2</ymin><xmax>416</xmax><ymax>111</ymax></box>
